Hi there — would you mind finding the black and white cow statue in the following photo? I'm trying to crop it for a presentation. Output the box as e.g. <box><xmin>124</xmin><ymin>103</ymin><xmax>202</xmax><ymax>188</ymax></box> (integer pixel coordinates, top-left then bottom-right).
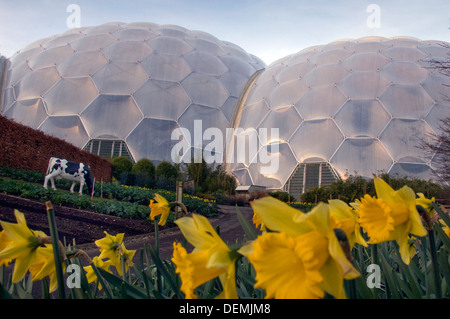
<box><xmin>43</xmin><ymin>157</ymin><xmax>94</xmax><ymax>195</ymax></box>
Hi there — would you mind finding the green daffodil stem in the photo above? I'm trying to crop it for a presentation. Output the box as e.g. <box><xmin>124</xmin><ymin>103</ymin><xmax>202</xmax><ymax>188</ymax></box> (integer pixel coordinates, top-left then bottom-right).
<box><xmin>46</xmin><ymin>201</ymin><xmax>66</xmax><ymax>299</ymax></box>
<box><xmin>417</xmin><ymin>205</ymin><xmax>442</xmax><ymax>299</ymax></box>
<box><xmin>154</xmin><ymin>221</ymin><xmax>160</xmax><ymax>256</ymax></box>
<box><xmin>427</xmin><ymin>227</ymin><xmax>442</xmax><ymax>298</ymax></box>
<box><xmin>154</xmin><ymin>221</ymin><xmax>162</xmax><ymax>292</ymax></box>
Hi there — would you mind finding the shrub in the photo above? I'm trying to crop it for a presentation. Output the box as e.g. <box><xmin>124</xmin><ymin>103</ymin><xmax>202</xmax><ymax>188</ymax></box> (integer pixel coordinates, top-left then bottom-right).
<box><xmin>111</xmin><ymin>157</ymin><xmax>133</xmax><ymax>180</ymax></box>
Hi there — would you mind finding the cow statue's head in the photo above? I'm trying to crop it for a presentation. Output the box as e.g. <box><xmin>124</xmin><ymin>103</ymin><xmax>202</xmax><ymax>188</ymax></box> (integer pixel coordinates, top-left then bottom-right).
<box><xmin>83</xmin><ymin>165</ymin><xmax>94</xmax><ymax>195</ymax></box>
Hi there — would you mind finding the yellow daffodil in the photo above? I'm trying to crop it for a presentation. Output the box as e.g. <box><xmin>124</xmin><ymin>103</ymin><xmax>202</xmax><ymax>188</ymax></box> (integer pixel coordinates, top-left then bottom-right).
<box><xmin>172</xmin><ymin>213</ymin><xmax>239</xmax><ymax>299</ymax></box>
<box><xmin>328</xmin><ymin>199</ymin><xmax>367</xmax><ymax>249</ymax></box>
<box><xmin>241</xmin><ymin>196</ymin><xmax>360</xmax><ymax>299</ymax></box>
<box><xmin>149</xmin><ymin>193</ymin><xmax>171</xmax><ymax>226</ymax></box>
<box><xmin>95</xmin><ymin>231</ymin><xmax>125</xmax><ymax>266</ymax></box>
<box><xmin>84</xmin><ymin>256</ymin><xmax>113</xmax><ymax>290</ymax></box>
<box><xmin>252</xmin><ymin>212</ymin><xmax>266</xmax><ymax>232</ymax></box>
<box><xmin>440</xmin><ymin>220</ymin><xmax>450</xmax><ymax>238</ymax></box>
<box><xmin>0</xmin><ymin>231</ymin><xmax>12</xmax><ymax>267</ymax></box>
<box><xmin>416</xmin><ymin>193</ymin><xmax>436</xmax><ymax>217</ymax></box>
<box><xmin>116</xmin><ymin>243</ymin><xmax>136</xmax><ymax>276</ymax></box>
<box><xmin>29</xmin><ymin>244</ymin><xmax>64</xmax><ymax>293</ymax></box>
<box><xmin>0</xmin><ymin>210</ymin><xmax>48</xmax><ymax>283</ymax></box>
<box><xmin>357</xmin><ymin>177</ymin><xmax>427</xmax><ymax>264</ymax></box>
<box><xmin>94</xmin><ymin>231</ymin><xmax>136</xmax><ymax>276</ymax></box>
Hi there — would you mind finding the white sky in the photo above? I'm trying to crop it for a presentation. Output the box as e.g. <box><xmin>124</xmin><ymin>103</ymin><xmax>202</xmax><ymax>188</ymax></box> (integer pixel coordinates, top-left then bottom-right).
<box><xmin>0</xmin><ymin>0</ymin><xmax>449</xmax><ymax>65</ymax></box>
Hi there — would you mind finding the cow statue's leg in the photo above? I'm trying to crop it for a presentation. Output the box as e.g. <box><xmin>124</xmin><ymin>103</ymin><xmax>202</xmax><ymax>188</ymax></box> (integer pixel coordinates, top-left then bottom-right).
<box><xmin>43</xmin><ymin>175</ymin><xmax>49</xmax><ymax>189</ymax></box>
<box><xmin>79</xmin><ymin>180</ymin><xmax>85</xmax><ymax>195</ymax></box>
<box><xmin>50</xmin><ymin>177</ymin><xmax>57</xmax><ymax>190</ymax></box>
<box><xmin>44</xmin><ymin>174</ymin><xmax>57</xmax><ymax>190</ymax></box>
<box><xmin>70</xmin><ymin>182</ymin><xmax>76</xmax><ymax>193</ymax></box>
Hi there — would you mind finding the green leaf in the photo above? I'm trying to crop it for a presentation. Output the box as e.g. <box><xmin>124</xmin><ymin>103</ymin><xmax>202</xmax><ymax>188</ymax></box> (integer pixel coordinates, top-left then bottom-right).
<box><xmin>146</xmin><ymin>244</ymin><xmax>183</xmax><ymax>299</ymax></box>
<box><xmin>379</xmin><ymin>252</ymin><xmax>402</xmax><ymax>299</ymax></box>
<box><xmin>235</xmin><ymin>205</ymin><xmax>258</xmax><ymax>241</ymax></box>
<box><xmin>434</xmin><ymin>203</ymin><xmax>450</xmax><ymax>228</ymax></box>
<box><xmin>96</xmin><ymin>267</ymin><xmax>148</xmax><ymax>299</ymax></box>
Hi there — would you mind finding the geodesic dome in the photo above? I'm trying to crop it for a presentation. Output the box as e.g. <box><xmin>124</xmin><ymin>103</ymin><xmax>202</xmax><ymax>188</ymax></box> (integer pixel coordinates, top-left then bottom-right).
<box><xmin>230</xmin><ymin>36</ymin><xmax>450</xmax><ymax>193</ymax></box>
<box><xmin>1</xmin><ymin>22</ymin><xmax>264</xmax><ymax>164</ymax></box>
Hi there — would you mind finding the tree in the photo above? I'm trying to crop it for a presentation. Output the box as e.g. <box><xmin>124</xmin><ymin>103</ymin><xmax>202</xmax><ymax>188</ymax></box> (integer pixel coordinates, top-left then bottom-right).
<box><xmin>156</xmin><ymin>161</ymin><xmax>179</xmax><ymax>180</ymax></box>
<box><xmin>421</xmin><ymin>116</ymin><xmax>450</xmax><ymax>183</ymax></box>
<box><xmin>422</xmin><ymin>43</ymin><xmax>450</xmax><ymax>184</ymax></box>
<box><xmin>111</xmin><ymin>156</ymin><xmax>133</xmax><ymax>180</ymax></box>
<box><xmin>132</xmin><ymin>158</ymin><xmax>156</xmax><ymax>188</ymax></box>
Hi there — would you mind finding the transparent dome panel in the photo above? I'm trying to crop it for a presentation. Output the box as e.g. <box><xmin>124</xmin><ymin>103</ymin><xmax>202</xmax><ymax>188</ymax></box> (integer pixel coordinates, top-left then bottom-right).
<box><xmin>232</xmin><ymin>168</ymin><xmax>253</xmax><ymax>186</ymax></box>
<box><xmin>238</xmin><ymin>100</ymin><xmax>270</xmax><ymax>130</ymax></box>
<box><xmin>382</xmin><ymin>47</ymin><xmax>427</xmax><ymax>63</ymax></box>
<box><xmin>421</xmin><ymin>74</ymin><xmax>450</xmax><ymax>105</ymax></box>
<box><xmin>113</xmin><ymin>28</ymin><xmax>158</xmax><ymax>41</ymax></box>
<box><xmin>341</xmin><ymin>52</ymin><xmax>389</xmax><ymax>72</ymax></box>
<box><xmin>425</xmin><ymin>104</ymin><xmax>450</xmax><ymax>134</ymax></box>
<box><xmin>185</xmin><ymin>38</ymin><xmax>227</xmax><ymax>57</ymax></box>
<box><xmin>381</xmin><ymin>62</ymin><xmax>428</xmax><ymax>85</ymax></box>
<box><xmin>2</xmin><ymin>87</ymin><xmax>15</xmax><ymax>113</ymax></box>
<box><xmin>351</xmin><ymin>40</ymin><xmax>391</xmax><ymax>53</ymax></box>
<box><xmin>379</xmin><ymin>84</ymin><xmax>434</xmax><ymax>119</ymax></box>
<box><xmin>228</xmin><ymin>128</ymin><xmax>259</xmax><ymax>167</ymax></box>
<box><xmin>57</xmin><ymin>51</ymin><xmax>108</xmax><ymax>77</ymax></box>
<box><xmin>5</xmin><ymin>98</ymin><xmax>47</xmax><ymax>128</ymax></box>
<box><xmin>102</xmin><ymin>41</ymin><xmax>153</xmax><ymax>62</ymax></box>
<box><xmin>43</xmin><ymin>32</ymin><xmax>84</xmax><ymax>50</ymax></box>
<box><xmin>181</xmin><ymin>73</ymin><xmax>229</xmax><ymax>108</ymax></box>
<box><xmin>221</xmin><ymin>96</ymin><xmax>238</xmax><ymax>123</ymax></box>
<box><xmin>71</xmin><ymin>34</ymin><xmax>118</xmax><ymax>51</ymax></box>
<box><xmin>80</xmin><ymin>94</ymin><xmax>143</xmax><ymax>139</ymax></box>
<box><xmin>140</xmin><ymin>54</ymin><xmax>192</xmax><ymax>82</ymax></box>
<box><xmin>268</xmin><ymin>78</ymin><xmax>309</xmax><ymax>108</ymax></box>
<box><xmin>84</xmin><ymin>23</ymin><xmax>123</xmax><ymax>36</ymax></box>
<box><xmin>334</xmin><ymin>100</ymin><xmax>390</xmax><ymax>137</ymax></box>
<box><xmin>246</xmin><ymin>78</ymin><xmax>278</xmax><ymax>104</ymax></box>
<box><xmin>258</xmin><ymin>106</ymin><xmax>302</xmax><ymax>141</ymax></box>
<box><xmin>248</xmin><ymin>143</ymin><xmax>297</xmax><ymax>189</ymax></box>
<box><xmin>276</xmin><ymin>62</ymin><xmax>314</xmax><ymax>83</ymax></box>
<box><xmin>10</xmin><ymin>47</ymin><xmax>44</xmax><ymax>69</ymax></box>
<box><xmin>28</xmin><ymin>44</ymin><xmax>75</xmax><ymax>69</ymax></box>
<box><xmin>379</xmin><ymin>119</ymin><xmax>434</xmax><ymax>162</ymax></box>
<box><xmin>330</xmin><ymin>138</ymin><xmax>393</xmax><ymax>178</ymax></box>
<box><xmin>389</xmin><ymin>163</ymin><xmax>435</xmax><ymax>181</ymax></box>
<box><xmin>147</xmin><ymin>36</ymin><xmax>193</xmax><ymax>56</ymax></box>
<box><xmin>289</xmin><ymin>119</ymin><xmax>344</xmax><ymax>162</ymax></box>
<box><xmin>296</xmin><ymin>86</ymin><xmax>347</xmax><ymax>120</ymax></box>
<box><xmin>178</xmin><ymin>104</ymin><xmax>229</xmax><ymax>148</ymax></box>
<box><xmin>220</xmin><ymin>55</ymin><xmax>257</xmax><ymax>78</ymax></box>
<box><xmin>44</xmin><ymin>77</ymin><xmax>98</xmax><ymax>115</ymax></box>
<box><xmin>92</xmin><ymin>62</ymin><xmax>148</xmax><ymax>94</ymax></box>
<box><xmin>126</xmin><ymin>118</ymin><xmax>179</xmax><ymax>163</ymax></box>
<box><xmin>184</xmin><ymin>52</ymin><xmax>228</xmax><ymax>76</ymax></box>
<box><xmin>9</xmin><ymin>62</ymin><xmax>32</xmax><ymax>86</ymax></box>
<box><xmin>220</xmin><ymin>71</ymin><xmax>252</xmax><ymax>98</ymax></box>
<box><xmin>14</xmin><ymin>67</ymin><xmax>60</xmax><ymax>101</ymax></box>
<box><xmin>338</xmin><ymin>72</ymin><xmax>390</xmax><ymax>99</ymax></box>
<box><xmin>133</xmin><ymin>79</ymin><xmax>190</xmax><ymax>119</ymax></box>
<box><xmin>303</xmin><ymin>64</ymin><xmax>349</xmax><ymax>87</ymax></box>
<box><xmin>38</xmin><ymin>116</ymin><xmax>89</xmax><ymax>148</ymax></box>
<box><xmin>312</xmin><ymin>49</ymin><xmax>352</xmax><ymax>66</ymax></box>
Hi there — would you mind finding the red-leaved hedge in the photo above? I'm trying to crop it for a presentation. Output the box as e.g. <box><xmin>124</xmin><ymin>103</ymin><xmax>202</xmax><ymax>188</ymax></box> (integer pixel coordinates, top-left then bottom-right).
<box><xmin>0</xmin><ymin>115</ymin><xmax>111</xmax><ymax>182</ymax></box>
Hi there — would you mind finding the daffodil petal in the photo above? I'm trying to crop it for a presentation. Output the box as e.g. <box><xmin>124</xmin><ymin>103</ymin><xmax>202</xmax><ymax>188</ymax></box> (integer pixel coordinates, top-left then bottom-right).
<box><xmin>251</xmin><ymin>196</ymin><xmax>307</xmax><ymax>236</ymax></box>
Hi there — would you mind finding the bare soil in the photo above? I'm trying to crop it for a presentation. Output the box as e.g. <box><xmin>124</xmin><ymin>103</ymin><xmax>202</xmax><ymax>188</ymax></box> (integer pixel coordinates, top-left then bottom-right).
<box><xmin>0</xmin><ymin>193</ymin><xmax>256</xmax><ymax>261</ymax></box>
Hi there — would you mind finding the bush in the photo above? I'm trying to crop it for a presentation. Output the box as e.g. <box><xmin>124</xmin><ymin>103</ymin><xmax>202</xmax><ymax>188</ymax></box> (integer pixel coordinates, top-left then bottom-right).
<box><xmin>301</xmin><ymin>173</ymin><xmax>444</xmax><ymax>204</ymax></box>
<box><xmin>156</xmin><ymin>161</ymin><xmax>179</xmax><ymax>180</ymax></box>
<box><xmin>111</xmin><ymin>157</ymin><xmax>133</xmax><ymax>180</ymax></box>
<box><xmin>269</xmin><ymin>190</ymin><xmax>296</xmax><ymax>203</ymax></box>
